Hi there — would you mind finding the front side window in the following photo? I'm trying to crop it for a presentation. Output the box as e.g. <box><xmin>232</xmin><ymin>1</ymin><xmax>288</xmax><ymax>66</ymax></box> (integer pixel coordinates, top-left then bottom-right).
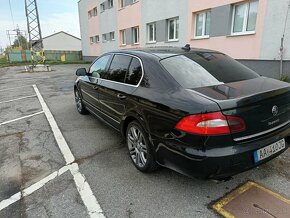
<box><xmin>94</xmin><ymin>35</ymin><xmax>99</xmax><ymax>43</ymax></box>
<box><xmin>88</xmin><ymin>11</ymin><xmax>92</xmax><ymax>19</ymax></box>
<box><xmin>147</xmin><ymin>23</ymin><xmax>156</xmax><ymax>43</ymax></box>
<box><xmin>89</xmin><ymin>55</ymin><xmax>111</xmax><ymax>78</ymax></box>
<box><xmin>90</xmin><ymin>37</ymin><xmax>94</xmax><ymax>44</ymax></box>
<box><xmin>132</xmin><ymin>27</ymin><xmax>139</xmax><ymax>44</ymax></box>
<box><xmin>125</xmin><ymin>58</ymin><xmax>142</xmax><ymax>85</ymax></box>
<box><xmin>232</xmin><ymin>0</ymin><xmax>258</xmax><ymax>34</ymax></box>
<box><xmin>105</xmin><ymin>55</ymin><xmax>132</xmax><ymax>83</ymax></box>
<box><xmin>195</xmin><ymin>11</ymin><xmax>211</xmax><ymax>38</ymax></box>
<box><xmin>160</xmin><ymin>53</ymin><xmax>259</xmax><ymax>89</ymax></box>
<box><xmin>168</xmin><ymin>18</ymin><xmax>179</xmax><ymax>41</ymax></box>
<box><xmin>120</xmin><ymin>30</ymin><xmax>126</xmax><ymax>45</ymax></box>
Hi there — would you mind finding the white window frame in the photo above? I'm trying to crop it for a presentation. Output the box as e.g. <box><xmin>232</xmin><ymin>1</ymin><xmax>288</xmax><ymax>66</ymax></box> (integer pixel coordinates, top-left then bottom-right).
<box><xmin>108</xmin><ymin>0</ymin><xmax>113</xmax><ymax>8</ymax></box>
<box><xmin>93</xmin><ymin>7</ymin><xmax>98</xmax><ymax>16</ymax></box>
<box><xmin>194</xmin><ymin>11</ymin><xmax>210</xmax><ymax>39</ymax></box>
<box><xmin>231</xmin><ymin>1</ymin><xmax>257</xmax><ymax>36</ymax></box>
<box><xmin>95</xmin><ymin>35</ymin><xmax>100</xmax><ymax>43</ymax></box>
<box><xmin>167</xmin><ymin>18</ymin><xmax>179</xmax><ymax>42</ymax></box>
<box><xmin>120</xmin><ymin>30</ymin><xmax>126</xmax><ymax>45</ymax></box>
<box><xmin>100</xmin><ymin>3</ymin><xmax>105</xmax><ymax>12</ymax></box>
<box><xmin>147</xmin><ymin>23</ymin><xmax>156</xmax><ymax>43</ymax></box>
<box><xmin>110</xmin><ymin>31</ymin><xmax>115</xmax><ymax>41</ymax></box>
<box><xmin>132</xmin><ymin>26</ymin><xmax>140</xmax><ymax>45</ymax></box>
<box><xmin>102</xmin><ymin>34</ymin><xmax>107</xmax><ymax>42</ymax></box>
<box><xmin>119</xmin><ymin>0</ymin><xmax>125</xmax><ymax>9</ymax></box>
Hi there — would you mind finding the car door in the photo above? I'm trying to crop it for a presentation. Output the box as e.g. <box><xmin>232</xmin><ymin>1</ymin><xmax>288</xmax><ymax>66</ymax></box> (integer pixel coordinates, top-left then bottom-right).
<box><xmin>98</xmin><ymin>54</ymin><xmax>142</xmax><ymax>129</ymax></box>
<box><xmin>79</xmin><ymin>54</ymin><xmax>111</xmax><ymax>114</ymax></box>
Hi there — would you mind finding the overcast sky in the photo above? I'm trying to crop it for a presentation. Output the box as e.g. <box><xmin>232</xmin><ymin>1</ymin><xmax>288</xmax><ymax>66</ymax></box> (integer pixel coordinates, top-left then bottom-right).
<box><xmin>0</xmin><ymin>0</ymin><xmax>80</xmax><ymax>49</ymax></box>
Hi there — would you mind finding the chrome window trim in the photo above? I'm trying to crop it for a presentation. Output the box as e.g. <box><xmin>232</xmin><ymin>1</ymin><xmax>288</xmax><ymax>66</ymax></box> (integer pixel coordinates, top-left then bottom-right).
<box><xmin>91</xmin><ymin>53</ymin><xmax>144</xmax><ymax>88</ymax></box>
<box><xmin>234</xmin><ymin>120</ymin><xmax>290</xmax><ymax>142</ymax></box>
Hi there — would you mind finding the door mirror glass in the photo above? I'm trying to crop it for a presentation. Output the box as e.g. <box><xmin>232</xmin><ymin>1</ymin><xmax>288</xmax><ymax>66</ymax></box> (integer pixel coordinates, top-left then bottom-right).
<box><xmin>76</xmin><ymin>68</ymin><xmax>87</xmax><ymax>76</ymax></box>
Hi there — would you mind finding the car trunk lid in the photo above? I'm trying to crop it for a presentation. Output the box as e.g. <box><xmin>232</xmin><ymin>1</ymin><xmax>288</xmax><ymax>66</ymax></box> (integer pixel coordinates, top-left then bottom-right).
<box><xmin>191</xmin><ymin>77</ymin><xmax>290</xmax><ymax>141</ymax></box>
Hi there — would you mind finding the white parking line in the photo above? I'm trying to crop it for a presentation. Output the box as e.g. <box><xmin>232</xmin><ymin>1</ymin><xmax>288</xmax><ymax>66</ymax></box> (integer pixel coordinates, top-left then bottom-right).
<box><xmin>33</xmin><ymin>85</ymin><xmax>75</xmax><ymax>164</ymax></box>
<box><xmin>0</xmin><ymin>85</ymin><xmax>33</xmax><ymax>92</ymax></box>
<box><xmin>0</xmin><ymin>111</ymin><xmax>44</xmax><ymax>126</ymax></box>
<box><xmin>33</xmin><ymin>85</ymin><xmax>105</xmax><ymax>218</ymax></box>
<box><xmin>0</xmin><ymin>95</ymin><xmax>37</xmax><ymax>105</ymax></box>
<box><xmin>0</xmin><ymin>165</ymin><xmax>71</xmax><ymax>211</ymax></box>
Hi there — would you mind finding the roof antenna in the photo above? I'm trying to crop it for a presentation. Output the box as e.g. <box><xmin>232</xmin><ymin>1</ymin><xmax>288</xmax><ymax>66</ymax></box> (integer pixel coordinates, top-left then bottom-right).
<box><xmin>182</xmin><ymin>44</ymin><xmax>191</xmax><ymax>51</ymax></box>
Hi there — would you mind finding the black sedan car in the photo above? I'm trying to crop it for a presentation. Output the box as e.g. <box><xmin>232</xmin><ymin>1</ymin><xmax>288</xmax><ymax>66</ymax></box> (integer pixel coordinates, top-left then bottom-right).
<box><xmin>74</xmin><ymin>47</ymin><xmax>290</xmax><ymax>179</ymax></box>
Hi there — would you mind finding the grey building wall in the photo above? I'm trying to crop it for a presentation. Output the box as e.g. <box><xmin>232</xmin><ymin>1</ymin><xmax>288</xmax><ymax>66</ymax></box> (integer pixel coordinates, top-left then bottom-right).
<box><xmin>239</xmin><ymin>60</ymin><xmax>290</xmax><ymax>79</ymax></box>
<box><xmin>210</xmin><ymin>5</ymin><xmax>232</xmax><ymax>37</ymax></box>
<box><xmin>141</xmin><ymin>0</ymin><xmax>188</xmax><ymax>47</ymax></box>
<box><xmin>260</xmin><ymin>0</ymin><xmax>290</xmax><ymax>61</ymax></box>
<box><xmin>99</xmin><ymin>0</ymin><xmax>118</xmax><ymax>53</ymax></box>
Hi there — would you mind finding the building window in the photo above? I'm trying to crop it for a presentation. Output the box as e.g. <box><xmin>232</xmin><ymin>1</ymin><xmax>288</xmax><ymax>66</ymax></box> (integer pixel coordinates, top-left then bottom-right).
<box><xmin>132</xmin><ymin>0</ymin><xmax>138</xmax><ymax>3</ymax></box>
<box><xmin>94</xmin><ymin>35</ymin><xmax>100</xmax><ymax>43</ymax></box>
<box><xmin>120</xmin><ymin>30</ymin><xmax>126</xmax><ymax>45</ymax></box>
<box><xmin>119</xmin><ymin>0</ymin><xmax>125</xmax><ymax>8</ymax></box>
<box><xmin>108</xmin><ymin>0</ymin><xmax>113</xmax><ymax>8</ymax></box>
<box><xmin>90</xmin><ymin>37</ymin><xmax>94</xmax><ymax>44</ymax></box>
<box><xmin>100</xmin><ymin>3</ymin><xmax>105</xmax><ymax>12</ymax></box>
<box><xmin>132</xmin><ymin>27</ymin><xmax>139</xmax><ymax>44</ymax></box>
<box><xmin>88</xmin><ymin>11</ymin><xmax>92</xmax><ymax>19</ymax></box>
<box><xmin>93</xmin><ymin>7</ymin><xmax>97</xmax><ymax>16</ymax></box>
<box><xmin>195</xmin><ymin>11</ymin><xmax>211</xmax><ymax>38</ymax></box>
<box><xmin>102</xmin><ymin>34</ymin><xmax>107</xmax><ymax>42</ymax></box>
<box><xmin>147</xmin><ymin>23</ymin><xmax>156</xmax><ymax>43</ymax></box>
<box><xmin>231</xmin><ymin>0</ymin><xmax>258</xmax><ymax>35</ymax></box>
<box><xmin>167</xmin><ymin>18</ymin><xmax>179</xmax><ymax>41</ymax></box>
<box><xmin>110</xmin><ymin>32</ymin><xmax>115</xmax><ymax>41</ymax></box>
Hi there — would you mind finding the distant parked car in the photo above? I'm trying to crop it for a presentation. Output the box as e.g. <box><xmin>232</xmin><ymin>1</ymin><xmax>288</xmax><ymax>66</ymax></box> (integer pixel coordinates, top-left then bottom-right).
<box><xmin>74</xmin><ymin>47</ymin><xmax>290</xmax><ymax>179</ymax></box>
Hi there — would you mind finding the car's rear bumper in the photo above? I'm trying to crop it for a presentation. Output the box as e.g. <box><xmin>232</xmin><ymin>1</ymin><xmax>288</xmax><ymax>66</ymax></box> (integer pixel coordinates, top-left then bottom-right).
<box><xmin>153</xmin><ymin>124</ymin><xmax>290</xmax><ymax>179</ymax></box>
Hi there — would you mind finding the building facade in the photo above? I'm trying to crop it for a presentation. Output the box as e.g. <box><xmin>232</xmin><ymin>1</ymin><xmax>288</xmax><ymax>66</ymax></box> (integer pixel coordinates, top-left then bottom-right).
<box><xmin>78</xmin><ymin>0</ymin><xmax>290</xmax><ymax>78</ymax></box>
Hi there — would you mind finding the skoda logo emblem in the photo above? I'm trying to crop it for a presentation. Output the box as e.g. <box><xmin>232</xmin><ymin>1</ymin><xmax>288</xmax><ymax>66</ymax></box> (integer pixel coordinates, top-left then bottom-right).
<box><xmin>272</xmin><ymin>105</ymin><xmax>278</xmax><ymax>116</ymax></box>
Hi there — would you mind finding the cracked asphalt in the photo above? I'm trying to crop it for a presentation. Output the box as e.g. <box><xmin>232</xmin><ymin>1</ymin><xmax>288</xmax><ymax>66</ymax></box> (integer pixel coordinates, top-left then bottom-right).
<box><xmin>0</xmin><ymin>65</ymin><xmax>289</xmax><ymax>218</ymax></box>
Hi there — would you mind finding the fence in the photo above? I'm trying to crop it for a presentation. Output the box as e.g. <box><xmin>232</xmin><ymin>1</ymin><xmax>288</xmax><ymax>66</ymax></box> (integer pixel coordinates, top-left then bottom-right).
<box><xmin>7</xmin><ymin>50</ymin><xmax>82</xmax><ymax>62</ymax></box>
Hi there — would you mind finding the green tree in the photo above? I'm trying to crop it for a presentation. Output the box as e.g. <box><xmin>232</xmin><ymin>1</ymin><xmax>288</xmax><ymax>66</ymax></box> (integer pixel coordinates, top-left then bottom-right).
<box><xmin>12</xmin><ymin>35</ymin><xmax>28</xmax><ymax>50</ymax></box>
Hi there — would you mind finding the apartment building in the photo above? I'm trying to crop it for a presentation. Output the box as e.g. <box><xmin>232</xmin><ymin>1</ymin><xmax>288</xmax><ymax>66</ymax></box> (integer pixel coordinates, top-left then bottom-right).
<box><xmin>78</xmin><ymin>0</ymin><xmax>290</xmax><ymax>77</ymax></box>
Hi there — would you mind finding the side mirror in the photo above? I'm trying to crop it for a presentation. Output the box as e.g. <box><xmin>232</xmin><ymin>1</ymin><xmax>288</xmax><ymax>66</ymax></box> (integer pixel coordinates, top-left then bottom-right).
<box><xmin>76</xmin><ymin>68</ymin><xmax>87</xmax><ymax>76</ymax></box>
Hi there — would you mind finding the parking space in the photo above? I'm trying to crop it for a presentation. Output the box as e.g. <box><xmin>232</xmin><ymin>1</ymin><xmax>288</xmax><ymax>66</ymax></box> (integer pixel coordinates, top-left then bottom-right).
<box><xmin>0</xmin><ymin>65</ymin><xmax>289</xmax><ymax>218</ymax></box>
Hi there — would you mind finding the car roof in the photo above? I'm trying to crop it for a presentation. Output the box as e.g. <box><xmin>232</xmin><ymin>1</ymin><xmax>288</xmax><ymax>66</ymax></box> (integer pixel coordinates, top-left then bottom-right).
<box><xmin>109</xmin><ymin>47</ymin><xmax>221</xmax><ymax>59</ymax></box>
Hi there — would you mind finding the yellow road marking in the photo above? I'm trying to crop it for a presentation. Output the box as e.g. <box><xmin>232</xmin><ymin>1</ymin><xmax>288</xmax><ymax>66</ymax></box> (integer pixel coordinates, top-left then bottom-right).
<box><xmin>212</xmin><ymin>181</ymin><xmax>290</xmax><ymax>218</ymax></box>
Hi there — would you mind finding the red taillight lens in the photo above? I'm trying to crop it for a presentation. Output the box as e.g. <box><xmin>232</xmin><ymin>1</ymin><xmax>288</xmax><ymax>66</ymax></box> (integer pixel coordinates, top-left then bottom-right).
<box><xmin>175</xmin><ymin>112</ymin><xmax>246</xmax><ymax>135</ymax></box>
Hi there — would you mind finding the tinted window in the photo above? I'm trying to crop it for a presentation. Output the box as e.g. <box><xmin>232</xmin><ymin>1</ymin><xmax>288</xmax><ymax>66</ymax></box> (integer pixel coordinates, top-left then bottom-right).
<box><xmin>160</xmin><ymin>52</ymin><xmax>259</xmax><ymax>88</ymax></box>
<box><xmin>104</xmin><ymin>55</ymin><xmax>132</xmax><ymax>83</ymax></box>
<box><xmin>125</xmin><ymin>58</ymin><xmax>142</xmax><ymax>85</ymax></box>
<box><xmin>89</xmin><ymin>55</ymin><xmax>111</xmax><ymax>78</ymax></box>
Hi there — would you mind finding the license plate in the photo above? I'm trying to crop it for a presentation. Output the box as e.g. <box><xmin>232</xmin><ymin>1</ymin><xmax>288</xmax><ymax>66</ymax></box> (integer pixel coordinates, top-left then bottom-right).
<box><xmin>254</xmin><ymin>139</ymin><xmax>286</xmax><ymax>163</ymax></box>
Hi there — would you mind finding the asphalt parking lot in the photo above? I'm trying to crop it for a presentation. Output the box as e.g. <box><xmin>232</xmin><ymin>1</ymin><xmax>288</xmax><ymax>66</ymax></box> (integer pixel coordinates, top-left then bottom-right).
<box><xmin>0</xmin><ymin>65</ymin><xmax>289</xmax><ymax>218</ymax></box>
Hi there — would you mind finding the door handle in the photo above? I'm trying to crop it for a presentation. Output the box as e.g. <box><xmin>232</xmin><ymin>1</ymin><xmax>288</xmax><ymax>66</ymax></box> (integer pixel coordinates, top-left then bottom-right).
<box><xmin>117</xmin><ymin>93</ymin><xmax>127</xmax><ymax>100</ymax></box>
<box><xmin>93</xmin><ymin>85</ymin><xmax>99</xmax><ymax>90</ymax></box>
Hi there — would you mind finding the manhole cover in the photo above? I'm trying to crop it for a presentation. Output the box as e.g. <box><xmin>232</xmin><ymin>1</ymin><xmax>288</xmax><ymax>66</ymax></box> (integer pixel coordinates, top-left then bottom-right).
<box><xmin>212</xmin><ymin>181</ymin><xmax>290</xmax><ymax>218</ymax></box>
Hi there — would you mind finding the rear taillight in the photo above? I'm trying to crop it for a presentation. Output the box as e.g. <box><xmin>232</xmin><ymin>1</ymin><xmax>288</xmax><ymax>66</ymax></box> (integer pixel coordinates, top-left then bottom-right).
<box><xmin>175</xmin><ymin>112</ymin><xmax>246</xmax><ymax>135</ymax></box>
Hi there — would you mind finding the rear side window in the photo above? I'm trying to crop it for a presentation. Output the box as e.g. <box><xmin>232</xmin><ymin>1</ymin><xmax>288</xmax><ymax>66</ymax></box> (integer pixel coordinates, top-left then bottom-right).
<box><xmin>125</xmin><ymin>58</ymin><xmax>142</xmax><ymax>85</ymax></box>
<box><xmin>105</xmin><ymin>55</ymin><xmax>132</xmax><ymax>83</ymax></box>
<box><xmin>160</xmin><ymin>52</ymin><xmax>259</xmax><ymax>88</ymax></box>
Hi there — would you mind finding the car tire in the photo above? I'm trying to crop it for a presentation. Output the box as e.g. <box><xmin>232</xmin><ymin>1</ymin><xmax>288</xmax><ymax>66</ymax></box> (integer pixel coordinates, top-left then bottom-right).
<box><xmin>74</xmin><ymin>88</ymin><xmax>88</xmax><ymax>115</ymax></box>
<box><xmin>126</xmin><ymin>121</ymin><xmax>159</xmax><ymax>173</ymax></box>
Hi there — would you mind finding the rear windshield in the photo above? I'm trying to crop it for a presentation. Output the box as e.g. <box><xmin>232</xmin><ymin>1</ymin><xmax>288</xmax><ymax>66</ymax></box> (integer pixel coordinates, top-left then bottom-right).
<box><xmin>160</xmin><ymin>52</ymin><xmax>259</xmax><ymax>88</ymax></box>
